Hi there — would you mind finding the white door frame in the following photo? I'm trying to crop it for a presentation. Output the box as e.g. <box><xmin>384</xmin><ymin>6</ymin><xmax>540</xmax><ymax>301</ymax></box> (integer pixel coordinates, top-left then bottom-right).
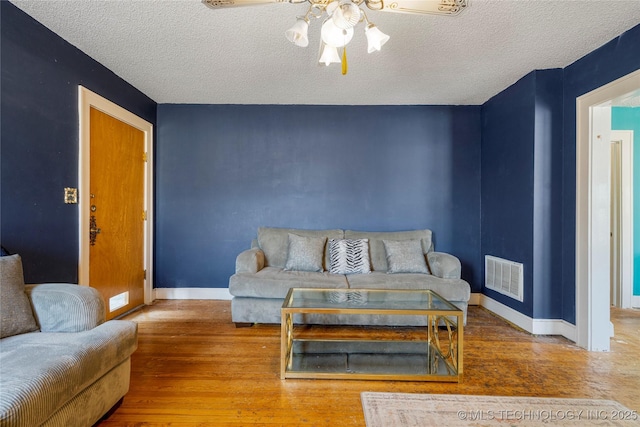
<box><xmin>611</xmin><ymin>130</ymin><xmax>634</xmax><ymax>309</ymax></box>
<box><xmin>78</xmin><ymin>86</ymin><xmax>154</xmax><ymax>305</ymax></box>
<box><xmin>575</xmin><ymin>68</ymin><xmax>640</xmax><ymax>351</ymax></box>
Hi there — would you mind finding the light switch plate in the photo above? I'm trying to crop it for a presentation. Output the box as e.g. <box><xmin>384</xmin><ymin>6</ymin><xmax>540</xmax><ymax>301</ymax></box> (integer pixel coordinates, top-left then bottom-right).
<box><xmin>64</xmin><ymin>187</ymin><xmax>78</xmax><ymax>204</ymax></box>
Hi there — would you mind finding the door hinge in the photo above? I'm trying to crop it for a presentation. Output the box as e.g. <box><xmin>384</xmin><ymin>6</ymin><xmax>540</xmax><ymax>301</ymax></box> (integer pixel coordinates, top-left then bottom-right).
<box><xmin>143</xmin><ymin>152</ymin><xmax>148</xmax><ymax>162</ymax></box>
<box><xmin>144</xmin><ymin>269</ymin><xmax>147</xmax><ymax>280</ymax></box>
<box><xmin>142</xmin><ymin>210</ymin><xmax>147</xmax><ymax>221</ymax></box>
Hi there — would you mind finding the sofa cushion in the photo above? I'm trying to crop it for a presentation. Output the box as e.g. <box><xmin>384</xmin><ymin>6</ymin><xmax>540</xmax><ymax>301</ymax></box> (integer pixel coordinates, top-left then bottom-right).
<box><xmin>344</xmin><ymin>229</ymin><xmax>433</xmax><ymax>272</ymax></box>
<box><xmin>329</xmin><ymin>239</ymin><xmax>371</xmax><ymax>275</ymax></box>
<box><xmin>229</xmin><ymin>267</ymin><xmax>349</xmax><ymax>299</ymax></box>
<box><xmin>383</xmin><ymin>239</ymin><xmax>430</xmax><ymax>274</ymax></box>
<box><xmin>0</xmin><ymin>320</ymin><xmax>137</xmax><ymax>427</ymax></box>
<box><xmin>284</xmin><ymin>234</ymin><xmax>326</xmax><ymax>272</ymax></box>
<box><xmin>257</xmin><ymin>227</ymin><xmax>344</xmax><ymax>269</ymax></box>
<box><xmin>346</xmin><ymin>272</ymin><xmax>471</xmax><ymax>302</ymax></box>
<box><xmin>26</xmin><ymin>284</ymin><xmax>105</xmax><ymax>332</ymax></box>
<box><xmin>0</xmin><ymin>255</ymin><xmax>39</xmax><ymax>338</ymax></box>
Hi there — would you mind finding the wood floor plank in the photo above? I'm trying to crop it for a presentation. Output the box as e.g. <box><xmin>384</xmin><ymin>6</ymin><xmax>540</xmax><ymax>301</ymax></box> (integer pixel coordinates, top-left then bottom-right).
<box><xmin>96</xmin><ymin>300</ymin><xmax>640</xmax><ymax>426</ymax></box>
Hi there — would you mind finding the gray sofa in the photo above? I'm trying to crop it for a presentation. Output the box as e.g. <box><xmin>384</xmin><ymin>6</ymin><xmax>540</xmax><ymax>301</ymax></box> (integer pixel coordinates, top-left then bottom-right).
<box><xmin>0</xmin><ymin>254</ymin><xmax>138</xmax><ymax>427</ymax></box>
<box><xmin>229</xmin><ymin>227</ymin><xmax>471</xmax><ymax>325</ymax></box>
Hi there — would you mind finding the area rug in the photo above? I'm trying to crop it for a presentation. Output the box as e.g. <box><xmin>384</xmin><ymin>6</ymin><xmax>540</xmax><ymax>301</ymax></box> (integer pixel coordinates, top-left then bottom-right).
<box><xmin>361</xmin><ymin>392</ymin><xmax>640</xmax><ymax>426</ymax></box>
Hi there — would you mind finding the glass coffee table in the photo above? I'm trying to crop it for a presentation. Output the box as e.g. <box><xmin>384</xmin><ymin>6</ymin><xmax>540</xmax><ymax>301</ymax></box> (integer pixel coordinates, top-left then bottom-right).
<box><xmin>280</xmin><ymin>288</ymin><xmax>463</xmax><ymax>382</ymax></box>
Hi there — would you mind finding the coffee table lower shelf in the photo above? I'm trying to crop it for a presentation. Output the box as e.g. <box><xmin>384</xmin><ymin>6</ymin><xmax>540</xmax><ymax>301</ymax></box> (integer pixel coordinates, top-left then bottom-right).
<box><xmin>282</xmin><ymin>339</ymin><xmax>460</xmax><ymax>382</ymax></box>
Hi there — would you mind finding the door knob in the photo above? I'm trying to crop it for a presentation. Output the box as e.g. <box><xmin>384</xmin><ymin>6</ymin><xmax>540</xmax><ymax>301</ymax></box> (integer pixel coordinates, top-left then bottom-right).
<box><xmin>89</xmin><ymin>215</ymin><xmax>101</xmax><ymax>246</ymax></box>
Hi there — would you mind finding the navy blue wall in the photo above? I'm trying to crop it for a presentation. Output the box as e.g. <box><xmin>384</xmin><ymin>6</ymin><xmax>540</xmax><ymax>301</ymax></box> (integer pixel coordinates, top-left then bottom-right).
<box><xmin>532</xmin><ymin>69</ymin><xmax>564</xmax><ymax>319</ymax></box>
<box><xmin>156</xmin><ymin>104</ymin><xmax>482</xmax><ymax>290</ymax></box>
<box><xmin>1</xmin><ymin>2</ymin><xmax>157</xmax><ymax>283</ymax></box>
<box><xmin>561</xmin><ymin>23</ymin><xmax>640</xmax><ymax>323</ymax></box>
<box><xmin>482</xmin><ymin>24</ymin><xmax>640</xmax><ymax>323</ymax></box>
<box><xmin>481</xmin><ymin>69</ymin><xmax>563</xmax><ymax>319</ymax></box>
<box><xmin>481</xmin><ymin>73</ymin><xmax>536</xmax><ymax>316</ymax></box>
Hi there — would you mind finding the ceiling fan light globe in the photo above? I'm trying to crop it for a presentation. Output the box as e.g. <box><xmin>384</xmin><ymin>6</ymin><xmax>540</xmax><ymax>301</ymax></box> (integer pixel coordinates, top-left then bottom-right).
<box><xmin>321</xmin><ymin>18</ymin><xmax>354</xmax><ymax>48</ymax></box>
<box><xmin>318</xmin><ymin>43</ymin><xmax>341</xmax><ymax>66</ymax></box>
<box><xmin>365</xmin><ymin>24</ymin><xmax>389</xmax><ymax>53</ymax></box>
<box><xmin>325</xmin><ymin>0</ymin><xmax>340</xmax><ymax>16</ymax></box>
<box><xmin>285</xmin><ymin>18</ymin><xmax>309</xmax><ymax>47</ymax></box>
<box><xmin>332</xmin><ymin>0</ymin><xmax>361</xmax><ymax>29</ymax></box>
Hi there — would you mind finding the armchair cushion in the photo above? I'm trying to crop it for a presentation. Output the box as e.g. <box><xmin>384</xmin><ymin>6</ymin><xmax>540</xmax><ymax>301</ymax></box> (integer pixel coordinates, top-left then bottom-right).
<box><xmin>0</xmin><ymin>255</ymin><xmax>38</xmax><ymax>338</ymax></box>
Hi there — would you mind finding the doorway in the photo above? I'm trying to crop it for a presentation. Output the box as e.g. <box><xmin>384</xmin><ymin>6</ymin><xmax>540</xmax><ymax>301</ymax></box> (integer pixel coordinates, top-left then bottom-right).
<box><xmin>78</xmin><ymin>86</ymin><xmax>154</xmax><ymax>317</ymax></box>
<box><xmin>576</xmin><ymin>69</ymin><xmax>640</xmax><ymax>351</ymax></box>
<box><xmin>610</xmin><ymin>130</ymin><xmax>634</xmax><ymax>309</ymax></box>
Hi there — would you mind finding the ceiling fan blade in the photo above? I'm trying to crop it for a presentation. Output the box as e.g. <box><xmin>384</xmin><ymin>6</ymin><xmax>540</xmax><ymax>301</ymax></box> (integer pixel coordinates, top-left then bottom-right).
<box><xmin>369</xmin><ymin>0</ymin><xmax>468</xmax><ymax>16</ymax></box>
<box><xmin>202</xmin><ymin>0</ymin><xmax>295</xmax><ymax>9</ymax></box>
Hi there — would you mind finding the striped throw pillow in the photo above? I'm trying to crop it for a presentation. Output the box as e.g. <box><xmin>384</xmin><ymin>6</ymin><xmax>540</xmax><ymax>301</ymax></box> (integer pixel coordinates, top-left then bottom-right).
<box><xmin>329</xmin><ymin>239</ymin><xmax>371</xmax><ymax>275</ymax></box>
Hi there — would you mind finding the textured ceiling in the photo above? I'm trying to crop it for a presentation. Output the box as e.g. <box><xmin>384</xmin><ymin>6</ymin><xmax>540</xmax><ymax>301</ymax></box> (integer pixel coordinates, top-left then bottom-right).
<box><xmin>10</xmin><ymin>0</ymin><xmax>640</xmax><ymax>105</ymax></box>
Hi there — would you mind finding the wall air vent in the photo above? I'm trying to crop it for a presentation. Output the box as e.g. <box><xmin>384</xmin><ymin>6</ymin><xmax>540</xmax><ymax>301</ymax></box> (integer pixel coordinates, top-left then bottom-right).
<box><xmin>485</xmin><ymin>255</ymin><xmax>524</xmax><ymax>302</ymax></box>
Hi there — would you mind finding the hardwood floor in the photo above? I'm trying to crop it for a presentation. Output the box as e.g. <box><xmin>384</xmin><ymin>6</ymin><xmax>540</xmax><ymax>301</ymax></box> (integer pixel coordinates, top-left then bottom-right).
<box><xmin>97</xmin><ymin>300</ymin><xmax>640</xmax><ymax>426</ymax></box>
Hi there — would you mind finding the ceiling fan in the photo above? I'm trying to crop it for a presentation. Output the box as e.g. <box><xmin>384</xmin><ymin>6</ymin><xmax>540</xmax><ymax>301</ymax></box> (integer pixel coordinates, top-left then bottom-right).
<box><xmin>202</xmin><ymin>0</ymin><xmax>469</xmax><ymax>74</ymax></box>
<box><xmin>202</xmin><ymin>0</ymin><xmax>468</xmax><ymax>15</ymax></box>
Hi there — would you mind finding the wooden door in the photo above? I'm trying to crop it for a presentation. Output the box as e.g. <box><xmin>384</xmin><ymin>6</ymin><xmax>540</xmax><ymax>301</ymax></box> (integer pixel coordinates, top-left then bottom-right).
<box><xmin>89</xmin><ymin>107</ymin><xmax>145</xmax><ymax>319</ymax></box>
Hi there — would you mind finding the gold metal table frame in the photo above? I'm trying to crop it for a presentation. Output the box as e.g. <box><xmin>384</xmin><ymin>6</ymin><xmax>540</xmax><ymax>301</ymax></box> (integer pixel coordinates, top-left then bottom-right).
<box><xmin>280</xmin><ymin>288</ymin><xmax>463</xmax><ymax>382</ymax></box>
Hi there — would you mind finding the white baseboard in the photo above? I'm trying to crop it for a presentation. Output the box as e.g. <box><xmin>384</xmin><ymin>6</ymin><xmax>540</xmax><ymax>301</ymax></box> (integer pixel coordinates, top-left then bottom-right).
<box><xmin>633</xmin><ymin>295</ymin><xmax>640</xmax><ymax>308</ymax></box>
<box><xmin>478</xmin><ymin>294</ymin><xmax>576</xmax><ymax>342</ymax></box>
<box><xmin>154</xmin><ymin>287</ymin><xmax>232</xmax><ymax>300</ymax></box>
